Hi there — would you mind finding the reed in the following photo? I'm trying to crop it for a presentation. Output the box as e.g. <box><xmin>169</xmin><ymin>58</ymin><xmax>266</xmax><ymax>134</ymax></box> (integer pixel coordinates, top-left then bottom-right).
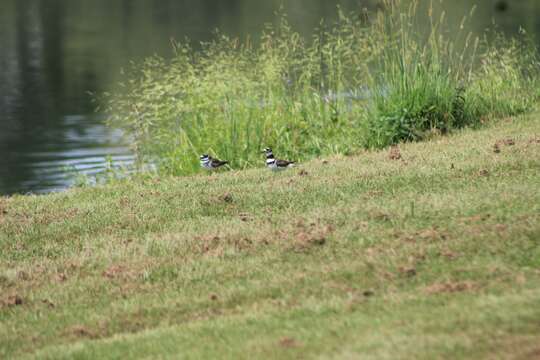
<box><xmin>103</xmin><ymin>0</ymin><xmax>539</xmax><ymax>175</ymax></box>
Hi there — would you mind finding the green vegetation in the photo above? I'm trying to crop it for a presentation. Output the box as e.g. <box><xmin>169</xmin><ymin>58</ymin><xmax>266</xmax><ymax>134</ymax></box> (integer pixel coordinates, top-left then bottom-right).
<box><xmin>1</xmin><ymin>112</ymin><xmax>539</xmax><ymax>359</ymax></box>
<box><xmin>104</xmin><ymin>0</ymin><xmax>539</xmax><ymax>175</ymax></box>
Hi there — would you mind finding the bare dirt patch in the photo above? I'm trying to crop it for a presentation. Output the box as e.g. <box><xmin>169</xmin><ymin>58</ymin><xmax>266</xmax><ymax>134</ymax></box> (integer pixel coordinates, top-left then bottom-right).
<box><xmin>388</xmin><ymin>146</ymin><xmax>402</xmax><ymax>160</ymax></box>
<box><xmin>1</xmin><ymin>294</ymin><xmax>24</xmax><ymax>308</ymax></box>
<box><xmin>478</xmin><ymin>169</ymin><xmax>490</xmax><ymax>177</ymax></box>
<box><xmin>415</xmin><ymin>228</ymin><xmax>447</xmax><ymax>241</ymax></box>
<box><xmin>102</xmin><ymin>264</ymin><xmax>138</xmax><ymax>281</ymax></box>
<box><xmin>55</xmin><ymin>272</ymin><xmax>68</xmax><ymax>283</ymax></box>
<box><xmin>493</xmin><ymin>138</ymin><xmax>516</xmax><ymax>153</ymax></box>
<box><xmin>196</xmin><ymin>233</ymin><xmax>256</xmax><ymax>256</ymax></box>
<box><xmin>195</xmin><ymin>217</ymin><xmax>334</xmax><ymax>255</ymax></box>
<box><xmin>399</xmin><ymin>266</ymin><xmax>417</xmax><ymax>277</ymax></box>
<box><xmin>279</xmin><ymin>337</ymin><xmax>301</xmax><ymax>348</ymax></box>
<box><xmin>524</xmin><ymin>347</ymin><xmax>540</xmax><ymax>360</ymax></box>
<box><xmin>284</xmin><ymin>220</ymin><xmax>334</xmax><ymax>252</ymax></box>
<box><xmin>103</xmin><ymin>265</ymin><xmax>127</xmax><ymax>279</ymax></box>
<box><xmin>499</xmin><ymin>138</ymin><xmax>516</xmax><ymax>146</ymax></box>
<box><xmin>197</xmin><ymin>235</ymin><xmax>223</xmax><ymax>255</ymax></box>
<box><xmin>239</xmin><ymin>213</ymin><xmax>253</xmax><ymax>222</ymax></box>
<box><xmin>220</xmin><ymin>193</ymin><xmax>234</xmax><ymax>203</ymax></box>
<box><xmin>363</xmin><ymin>290</ymin><xmax>375</xmax><ymax>297</ymax></box>
<box><xmin>461</xmin><ymin>214</ymin><xmax>491</xmax><ymax>224</ymax></box>
<box><xmin>439</xmin><ymin>249</ymin><xmax>459</xmax><ymax>260</ymax></box>
<box><xmin>424</xmin><ymin>281</ymin><xmax>478</xmax><ymax>294</ymax></box>
<box><xmin>41</xmin><ymin>299</ymin><xmax>55</xmax><ymax>308</ymax></box>
<box><xmin>67</xmin><ymin>325</ymin><xmax>99</xmax><ymax>339</ymax></box>
<box><xmin>370</xmin><ymin>211</ymin><xmax>393</xmax><ymax>222</ymax></box>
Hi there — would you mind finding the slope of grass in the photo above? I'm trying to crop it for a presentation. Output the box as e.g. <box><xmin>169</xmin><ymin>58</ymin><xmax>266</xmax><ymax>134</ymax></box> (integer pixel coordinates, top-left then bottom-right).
<box><xmin>1</xmin><ymin>113</ymin><xmax>540</xmax><ymax>359</ymax></box>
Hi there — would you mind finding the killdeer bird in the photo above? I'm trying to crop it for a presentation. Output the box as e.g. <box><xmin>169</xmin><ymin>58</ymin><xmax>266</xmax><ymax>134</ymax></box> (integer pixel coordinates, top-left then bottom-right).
<box><xmin>200</xmin><ymin>154</ymin><xmax>228</xmax><ymax>170</ymax></box>
<box><xmin>263</xmin><ymin>148</ymin><xmax>295</xmax><ymax>171</ymax></box>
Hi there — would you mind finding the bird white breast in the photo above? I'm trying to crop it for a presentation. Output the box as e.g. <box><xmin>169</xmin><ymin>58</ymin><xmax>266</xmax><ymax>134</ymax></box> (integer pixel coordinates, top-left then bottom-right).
<box><xmin>268</xmin><ymin>161</ymin><xmax>283</xmax><ymax>171</ymax></box>
<box><xmin>201</xmin><ymin>161</ymin><xmax>213</xmax><ymax>169</ymax></box>
<box><xmin>267</xmin><ymin>162</ymin><xmax>279</xmax><ymax>171</ymax></box>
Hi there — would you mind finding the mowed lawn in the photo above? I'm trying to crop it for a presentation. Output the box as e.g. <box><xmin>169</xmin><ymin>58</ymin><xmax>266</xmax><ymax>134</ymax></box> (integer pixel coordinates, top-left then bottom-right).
<box><xmin>1</xmin><ymin>113</ymin><xmax>539</xmax><ymax>359</ymax></box>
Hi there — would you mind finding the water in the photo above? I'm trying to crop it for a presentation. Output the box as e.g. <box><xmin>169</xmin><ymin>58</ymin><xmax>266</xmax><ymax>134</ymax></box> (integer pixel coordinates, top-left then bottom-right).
<box><xmin>1</xmin><ymin>0</ymin><xmax>539</xmax><ymax>195</ymax></box>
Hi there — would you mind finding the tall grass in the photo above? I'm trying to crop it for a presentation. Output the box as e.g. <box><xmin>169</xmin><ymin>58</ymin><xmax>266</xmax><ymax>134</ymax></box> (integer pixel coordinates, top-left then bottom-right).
<box><xmin>103</xmin><ymin>0</ymin><xmax>539</xmax><ymax>175</ymax></box>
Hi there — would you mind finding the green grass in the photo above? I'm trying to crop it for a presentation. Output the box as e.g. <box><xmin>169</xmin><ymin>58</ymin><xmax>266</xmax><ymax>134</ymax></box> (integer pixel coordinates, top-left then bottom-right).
<box><xmin>103</xmin><ymin>1</ymin><xmax>539</xmax><ymax>176</ymax></box>
<box><xmin>1</xmin><ymin>112</ymin><xmax>539</xmax><ymax>359</ymax></box>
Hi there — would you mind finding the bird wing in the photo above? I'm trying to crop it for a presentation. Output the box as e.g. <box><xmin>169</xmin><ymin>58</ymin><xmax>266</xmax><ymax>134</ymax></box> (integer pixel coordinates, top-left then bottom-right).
<box><xmin>211</xmin><ymin>159</ymin><xmax>228</xmax><ymax>167</ymax></box>
<box><xmin>275</xmin><ymin>159</ymin><xmax>294</xmax><ymax>167</ymax></box>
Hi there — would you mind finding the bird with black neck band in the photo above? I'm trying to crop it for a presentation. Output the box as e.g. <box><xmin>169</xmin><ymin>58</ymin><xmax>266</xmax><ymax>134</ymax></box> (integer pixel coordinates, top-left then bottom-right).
<box><xmin>200</xmin><ymin>154</ymin><xmax>229</xmax><ymax>171</ymax></box>
<box><xmin>262</xmin><ymin>148</ymin><xmax>295</xmax><ymax>171</ymax></box>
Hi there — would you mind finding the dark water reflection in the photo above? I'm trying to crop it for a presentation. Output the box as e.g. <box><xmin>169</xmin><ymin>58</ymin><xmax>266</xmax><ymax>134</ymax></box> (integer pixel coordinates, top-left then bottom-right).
<box><xmin>0</xmin><ymin>0</ymin><xmax>539</xmax><ymax>195</ymax></box>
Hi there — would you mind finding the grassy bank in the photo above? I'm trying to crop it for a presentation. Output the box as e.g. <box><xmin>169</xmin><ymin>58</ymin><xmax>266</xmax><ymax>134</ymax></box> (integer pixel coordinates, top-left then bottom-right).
<box><xmin>104</xmin><ymin>0</ymin><xmax>539</xmax><ymax>176</ymax></box>
<box><xmin>1</xmin><ymin>112</ymin><xmax>539</xmax><ymax>359</ymax></box>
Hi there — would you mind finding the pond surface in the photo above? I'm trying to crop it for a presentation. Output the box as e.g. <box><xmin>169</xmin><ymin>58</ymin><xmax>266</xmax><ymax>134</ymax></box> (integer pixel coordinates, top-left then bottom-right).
<box><xmin>1</xmin><ymin>0</ymin><xmax>539</xmax><ymax>195</ymax></box>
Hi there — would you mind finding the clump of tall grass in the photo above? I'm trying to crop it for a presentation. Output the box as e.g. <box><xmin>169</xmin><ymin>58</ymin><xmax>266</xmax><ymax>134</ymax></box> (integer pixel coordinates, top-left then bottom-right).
<box><xmin>466</xmin><ymin>34</ymin><xmax>540</xmax><ymax>118</ymax></box>
<box><xmin>103</xmin><ymin>0</ymin><xmax>539</xmax><ymax>175</ymax></box>
<box><xmin>360</xmin><ymin>2</ymin><xmax>539</xmax><ymax>147</ymax></box>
